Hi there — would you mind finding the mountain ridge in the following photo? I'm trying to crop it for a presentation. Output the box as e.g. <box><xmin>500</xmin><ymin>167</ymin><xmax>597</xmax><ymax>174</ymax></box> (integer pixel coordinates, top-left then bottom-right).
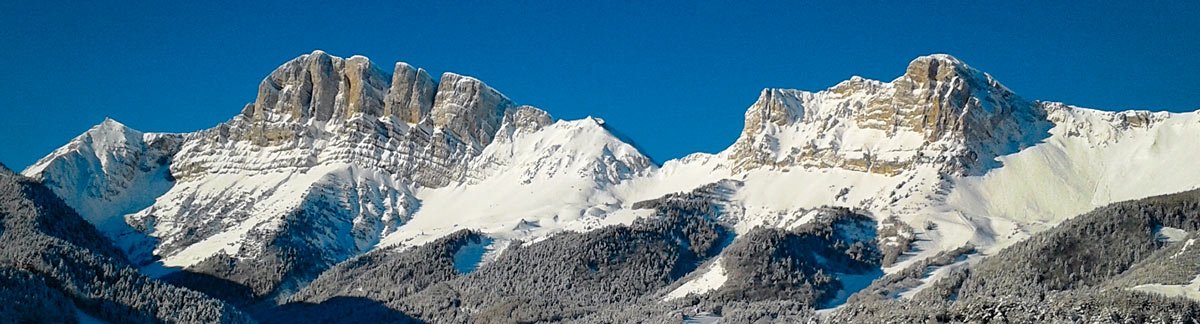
<box><xmin>20</xmin><ymin>51</ymin><xmax>1200</xmax><ymax>318</ymax></box>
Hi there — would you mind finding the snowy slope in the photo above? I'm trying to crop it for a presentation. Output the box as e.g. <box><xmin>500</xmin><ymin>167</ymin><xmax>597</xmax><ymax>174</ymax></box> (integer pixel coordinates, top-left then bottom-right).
<box><xmin>22</xmin><ymin>119</ymin><xmax>179</xmax><ymax>235</ymax></box>
<box><xmin>949</xmin><ymin>106</ymin><xmax>1200</xmax><ymax>227</ymax></box>
<box><xmin>379</xmin><ymin>114</ymin><xmax>654</xmax><ymax>248</ymax></box>
<box><xmin>1130</xmin><ymin>275</ymin><xmax>1200</xmax><ymax>301</ymax></box>
<box><xmin>132</xmin><ymin>163</ymin><xmax>418</xmax><ymax>268</ymax></box>
<box><xmin>664</xmin><ymin>256</ymin><xmax>728</xmax><ymax>300</ymax></box>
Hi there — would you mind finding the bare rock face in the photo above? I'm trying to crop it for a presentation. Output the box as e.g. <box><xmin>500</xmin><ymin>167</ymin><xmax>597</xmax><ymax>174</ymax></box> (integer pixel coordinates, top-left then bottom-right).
<box><xmin>431</xmin><ymin>73</ymin><xmax>514</xmax><ymax>147</ymax></box>
<box><xmin>740</xmin><ymin>89</ymin><xmax>809</xmax><ymax>139</ymax></box>
<box><xmin>250</xmin><ymin>50</ymin><xmax>390</xmax><ymax>123</ymax></box>
<box><xmin>342</xmin><ymin>56</ymin><xmax>390</xmax><ymax>118</ymax></box>
<box><xmin>176</xmin><ymin>52</ymin><xmax>516</xmax><ymax>185</ymax></box>
<box><xmin>503</xmin><ymin>105</ymin><xmax>554</xmax><ymax>134</ymax></box>
<box><xmin>890</xmin><ymin>54</ymin><xmax>1032</xmax><ymax>143</ymax></box>
<box><xmin>383</xmin><ymin>62</ymin><xmax>437</xmax><ymax>123</ymax></box>
<box><xmin>728</xmin><ymin>54</ymin><xmax>1050</xmax><ymax>176</ymax></box>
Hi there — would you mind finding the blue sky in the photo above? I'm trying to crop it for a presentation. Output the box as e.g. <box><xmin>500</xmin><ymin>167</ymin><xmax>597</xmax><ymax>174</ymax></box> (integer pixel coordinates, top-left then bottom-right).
<box><xmin>1</xmin><ymin>1</ymin><xmax>1197</xmax><ymax>167</ymax></box>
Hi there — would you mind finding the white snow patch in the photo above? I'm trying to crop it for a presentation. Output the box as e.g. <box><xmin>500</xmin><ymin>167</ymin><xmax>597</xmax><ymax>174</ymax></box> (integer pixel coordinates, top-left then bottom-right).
<box><xmin>1174</xmin><ymin>239</ymin><xmax>1196</xmax><ymax>259</ymax></box>
<box><xmin>898</xmin><ymin>254</ymin><xmax>979</xmax><ymax>299</ymax></box>
<box><xmin>664</xmin><ymin>257</ymin><xmax>728</xmax><ymax>300</ymax></box>
<box><xmin>949</xmin><ymin>110</ymin><xmax>1200</xmax><ymax>226</ymax></box>
<box><xmin>1155</xmin><ymin>226</ymin><xmax>1189</xmax><ymax>243</ymax></box>
<box><xmin>453</xmin><ymin>237</ymin><xmax>494</xmax><ymax>274</ymax></box>
<box><xmin>822</xmin><ymin>269</ymin><xmax>885</xmax><ymax>309</ymax></box>
<box><xmin>682</xmin><ymin>313</ymin><xmax>722</xmax><ymax>324</ymax></box>
<box><xmin>1131</xmin><ymin>274</ymin><xmax>1200</xmax><ymax>301</ymax></box>
<box><xmin>378</xmin><ymin>118</ymin><xmax>654</xmax><ymax>250</ymax></box>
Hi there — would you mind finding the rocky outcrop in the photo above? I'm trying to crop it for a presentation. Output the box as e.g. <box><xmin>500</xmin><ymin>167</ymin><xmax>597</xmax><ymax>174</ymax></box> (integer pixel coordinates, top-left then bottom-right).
<box><xmin>383</xmin><ymin>62</ymin><xmax>437</xmax><ymax>123</ymax></box>
<box><xmin>728</xmin><ymin>54</ymin><xmax>1051</xmax><ymax>176</ymax></box>
<box><xmin>247</xmin><ymin>50</ymin><xmax>512</xmax><ymax>144</ymax></box>
<box><xmin>430</xmin><ymin>73</ymin><xmax>514</xmax><ymax>147</ymax></box>
<box><xmin>891</xmin><ymin>54</ymin><xmax>1037</xmax><ymax>144</ymax></box>
<box><xmin>502</xmin><ymin>105</ymin><xmax>554</xmax><ymax>135</ymax></box>
<box><xmin>174</xmin><ymin>51</ymin><xmax>522</xmax><ymax>184</ymax></box>
<box><xmin>250</xmin><ymin>50</ymin><xmax>391</xmax><ymax>123</ymax></box>
<box><xmin>739</xmin><ymin>88</ymin><xmax>809</xmax><ymax>139</ymax></box>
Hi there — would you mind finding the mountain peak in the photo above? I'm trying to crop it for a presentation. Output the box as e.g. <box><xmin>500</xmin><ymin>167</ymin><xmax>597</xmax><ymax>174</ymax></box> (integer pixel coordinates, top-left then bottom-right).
<box><xmin>86</xmin><ymin>118</ymin><xmax>142</xmax><ymax>146</ymax></box>
<box><xmin>728</xmin><ymin>54</ymin><xmax>1046</xmax><ymax>175</ymax></box>
<box><xmin>99</xmin><ymin>116</ymin><xmax>124</xmax><ymax>126</ymax></box>
<box><xmin>431</xmin><ymin>72</ymin><xmax>514</xmax><ymax>146</ymax></box>
<box><xmin>901</xmin><ymin>54</ymin><xmax>1014</xmax><ymax>97</ymax></box>
<box><xmin>904</xmin><ymin>54</ymin><xmax>975</xmax><ymax>84</ymax></box>
<box><xmin>248</xmin><ymin>51</ymin><xmax>518</xmax><ymax>147</ymax></box>
<box><xmin>94</xmin><ymin>117</ymin><xmax>134</xmax><ymax>133</ymax></box>
<box><xmin>250</xmin><ymin>51</ymin><xmax>389</xmax><ymax>123</ymax></box>
<box><xmin>912</xmin><ymin>53</ymin><xmax>964</xmax><ymax>64</ymax></box>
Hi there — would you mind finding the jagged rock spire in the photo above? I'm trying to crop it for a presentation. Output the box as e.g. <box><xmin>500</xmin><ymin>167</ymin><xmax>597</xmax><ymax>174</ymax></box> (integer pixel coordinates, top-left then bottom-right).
<box><xmin>247</xmin><ymin>50</ymin><xmax>515</xmax><ymax>147</ymax></box>
<box><xmin>430</xmin><ymin>73</ymin><xmax>514</xmax><ymax>146</ymax></box>
<box><xmin>384</xmin><ymin>62</ymin><xmax>437</xmax><ymax>123</ymax></box>
<box><xmin>250</xmin><ymin>50</ymin><xmax>390</xmax><ymax>123</ymax></box>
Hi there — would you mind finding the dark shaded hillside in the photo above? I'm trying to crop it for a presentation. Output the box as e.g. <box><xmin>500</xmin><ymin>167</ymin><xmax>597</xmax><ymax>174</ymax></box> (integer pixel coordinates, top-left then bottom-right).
<box><xmin>264</xmin><ymin>182</ymin><xmax>735</xmax><ymax>323</ymax></box>
<box><xmin>400</xmin><ymin>207</ymin><xmax>731</xmax><ymax>322</ymax></box>
<box><xmin>252</xmin><ymin>230</ymin><xmax>490</xmax><ymax>323</ymax></box>
<box><xmin>272</xmin><ymin>182</ymin><xmax>901</xmax><ymax>323</ymax></box>
<box><xmin>952</xmin><ymin>188</ymin><xmax>1200</xmax><ymax>300</ymax></box>
<box><xmin>0</xmin><ymin>164</ymin><xmax>251</xmax><ymax>323</ymax></box>
<box><xmin>578</xmin><ymin>189</ymin><xmax>1200</xmax><ymax>323</ymax></box>
<box><xmin>292</xmin><ymin>229</ymin><xmax>491</xmax><ymax>305</ymax></box>
<box><xmin>579</xmin><ymin>208</ymin><xmax>890</xmax><ymax>323</ymax></box>
<box><xmin>161</xmin><ymin>203</ymin><xmax>372</xmax><ymax>307</ymax></box>
<box><xmin>830</xmin><ymin>188</ymin><xmax>1200</xmax><ymax>323</ymax></box>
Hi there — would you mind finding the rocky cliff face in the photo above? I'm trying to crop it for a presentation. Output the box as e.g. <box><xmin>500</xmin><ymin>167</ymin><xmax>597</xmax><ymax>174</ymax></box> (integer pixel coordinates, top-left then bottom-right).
<box><xmin>178</xmin><ymin>50</ymin><xmax>510</xmax><ymax>187</ymax></box>
<box><xmin>431</xmin><ymin>72</ymin><xmax>514</xmax><ymax>147</ymax></box>
<box><xmin>383</xmin><ymin>62</ymin><xmax>437</xmax><ymax>123</ymax></box>
<box><xmin>251</xmin><ymin>51</ymin><xmax>388</xmax><ymax>123</ymax></box>
<box><xmin>728</xmin><ymin>54</ymin><xmax>1050</xmax><ymax>176</ymax></box>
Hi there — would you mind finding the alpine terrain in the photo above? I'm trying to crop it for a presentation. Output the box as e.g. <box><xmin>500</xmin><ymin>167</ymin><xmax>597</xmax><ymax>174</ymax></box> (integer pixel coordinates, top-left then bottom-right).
<box><xmin>7</xmin><ymin>51</ymin><xmax>1200</xmax><ymax>322</ymax></box>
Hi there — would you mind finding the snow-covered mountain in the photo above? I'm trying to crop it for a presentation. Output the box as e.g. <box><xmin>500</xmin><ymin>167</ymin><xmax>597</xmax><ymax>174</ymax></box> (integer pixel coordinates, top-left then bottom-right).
<box><xmin>612</xmin><ymin>54</ymin><xmax>1200</xmax><ymax>271</ymax></box>
<box><xmin>23</xmin><ymin>118</ymin><xmax>180</xmax><ymax>232</ymax></box>
<box><xmin>22</xmin><ymin>50</ymin><xmax>654</xmax><ymax>298</ymax></box>
<box><xmin>22</xmin><ymin>51</ymin><xmax>1200</xmax><ymax>311</ymax></box>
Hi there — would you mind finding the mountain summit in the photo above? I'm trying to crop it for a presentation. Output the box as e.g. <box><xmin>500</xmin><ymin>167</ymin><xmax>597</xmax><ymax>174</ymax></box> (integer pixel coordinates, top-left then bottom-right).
<box><xmin>729</xmin><ymin>54</ymin><xmax>1047</xmax><ymax>176</ymax></box>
